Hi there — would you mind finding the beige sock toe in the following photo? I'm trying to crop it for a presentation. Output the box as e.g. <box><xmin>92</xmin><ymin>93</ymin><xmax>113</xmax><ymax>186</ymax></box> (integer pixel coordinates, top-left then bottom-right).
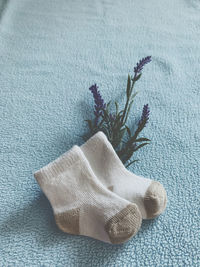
<box><xmin>144</xmin><ymin>181</ymin><xmax>167</xmax><ymax>219</ymax></box>
<box><xmin>105</xmin><ymin>204</ymin><xmax>142</xmax><ymax>244</ymax></box>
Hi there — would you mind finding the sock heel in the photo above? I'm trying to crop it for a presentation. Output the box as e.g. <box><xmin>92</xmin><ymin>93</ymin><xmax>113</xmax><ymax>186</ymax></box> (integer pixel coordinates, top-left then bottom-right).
<box><xmin>55</xmin><ymin>208</ymin><xmax>80</xmax><ymax>235</ymax></box>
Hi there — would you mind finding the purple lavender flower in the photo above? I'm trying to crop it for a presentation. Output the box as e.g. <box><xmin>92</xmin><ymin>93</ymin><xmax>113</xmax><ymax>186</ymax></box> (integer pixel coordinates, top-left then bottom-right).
<box><xmin>89</xmin><ymin>84</ymin><xmax>106</xmax><ymax>126</ymax></box>
<box><xmin>138</xmin><ymin>104</ymin><xmax>150</xmax><ymax>126</ymax></box>
<box><xmin>134</xmin><ymin>56</ymin><xmax>151</xmax><ymax>76</ymax></box>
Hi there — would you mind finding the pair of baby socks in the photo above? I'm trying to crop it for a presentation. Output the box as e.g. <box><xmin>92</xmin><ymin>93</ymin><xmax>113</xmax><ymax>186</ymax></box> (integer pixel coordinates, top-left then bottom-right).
<box><xmin>35</xmin><ymin>132</ymin><xmax>167</xmax><ymax>244</ymax></box>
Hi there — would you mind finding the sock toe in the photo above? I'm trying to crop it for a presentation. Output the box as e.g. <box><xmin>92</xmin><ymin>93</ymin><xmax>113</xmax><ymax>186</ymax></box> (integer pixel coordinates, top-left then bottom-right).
<box><xmin>144</xmin><ymin>181</ymin><xmax>167</xmax><ymax>219</ymax></box>
<box><xmin>105</xmin><ymin>204</ymin><xmax>142</xmax><ymax>244</ymax></box>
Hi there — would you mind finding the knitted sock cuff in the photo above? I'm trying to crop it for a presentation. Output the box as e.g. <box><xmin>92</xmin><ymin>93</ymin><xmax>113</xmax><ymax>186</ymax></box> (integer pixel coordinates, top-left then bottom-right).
<box><xmin>34</xmin><ymin>145</ymin><xmax>81</xmax><ymax>185</ymax></box>
<box><xmin>82</xmin><ymin>131</ymin><xmax>125</xmax><ymax>168</ymax></box>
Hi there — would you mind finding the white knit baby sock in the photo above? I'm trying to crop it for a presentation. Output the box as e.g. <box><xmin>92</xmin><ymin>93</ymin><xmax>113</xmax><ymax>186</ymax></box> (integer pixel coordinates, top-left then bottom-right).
<box><xmin>81</xmin><ymin>132</ymin><xmax>167</xmax><ymax>219</ymax></box>
<box><xmin>34</xmin><ymin>145</ymin><xmax>142</xmax><ymax>244</ymax></box>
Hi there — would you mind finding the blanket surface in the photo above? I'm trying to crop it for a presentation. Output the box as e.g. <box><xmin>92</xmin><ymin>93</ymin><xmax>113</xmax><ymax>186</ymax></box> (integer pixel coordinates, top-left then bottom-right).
<box><xmin>0</xmin><ymin>0</ymin><xmax>199</xmax><ymax>266</ymax></box>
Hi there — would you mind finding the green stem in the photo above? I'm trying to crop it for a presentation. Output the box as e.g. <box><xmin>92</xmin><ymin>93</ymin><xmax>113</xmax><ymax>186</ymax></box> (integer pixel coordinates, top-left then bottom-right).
<box><xmin>121</xmin><ymin>75</ymin><xmax>136</xmax><ymax>125</ymax></box>
<box><xmin>121</xmin><ymin>98</ymin><xmax>129</xmax><ymax>125</ymax></box>
<box><xmin>97</xmin><ymin>116</ymin><xmax>105</xmax><ymax>128</ymax></box>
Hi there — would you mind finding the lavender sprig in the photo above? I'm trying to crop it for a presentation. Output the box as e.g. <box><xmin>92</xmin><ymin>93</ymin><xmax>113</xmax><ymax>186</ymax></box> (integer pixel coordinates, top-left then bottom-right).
<box><xmin>138</xmin><ymin>104</ymin><xmax>150</xmax><ymax>126</ymax></box>
<box><xmin>85</xmin><ymin>57</ymin><xmax>152</xmax><ymax>167</ymax></box>
<box><xmin>121</xmin><ymin>56</ymin><xmax>151</xmax><ymax>125</ymax></box>
<box><xmin>134</xmin><ymin>56</ymin><xmax>151</xmax><ymax>76</ymax></box>
<box><xmin>89</xmin><ymin>84</ymin><xmax>106</xmax><ymax>126</ymax></box>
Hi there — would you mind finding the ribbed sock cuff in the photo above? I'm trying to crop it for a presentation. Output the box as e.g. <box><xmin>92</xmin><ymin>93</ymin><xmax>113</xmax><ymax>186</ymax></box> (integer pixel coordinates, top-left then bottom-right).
<box><xmin>34</xmin><ymin>145</ymin><xmax>81</xmax><ymax>185</ymax></box>
<box><xmin>82</xmin><ymin>131</ymin><xmax>125</xmax><ymax>169</ymax></box>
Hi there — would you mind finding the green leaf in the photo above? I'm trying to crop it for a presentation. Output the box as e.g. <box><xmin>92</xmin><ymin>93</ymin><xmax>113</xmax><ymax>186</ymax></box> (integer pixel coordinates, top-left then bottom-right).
<box><xmin>106</xmin><ymin>101</ymin><xmax>111</xmax><ymax>110</ymax></box>
<box><xmin>135</xmin><ymin>138</ymin><xmax>151</xmax><ymax>142</ymax></box>
<box><xmin>119</xmin><ymin>127</ymin><xmax>126</xmax><ymax>135</ymax></box>
<box><xmin>127</xmin><ymin>118</ymin><xmax>148</xmax><ymax>144</ymax></box>
<box><xmin>134</xmin><ymin>73</ymin><xmax>142</xmax><ymax>81</ymax></box>
<box><xmin>123</xmin><ymin>92</ymin><xmax>138</xmax><ymax>125</ymax></box>
<box><xmin>85</xmin><ymin>120</ymin><xmax>93</xmax><ymax>131</ymax></box>
<box><xmin>126</xmin><ymin>159</ymin><xmax>139</xmax><ymax>168</ymax></box>
<box><xmin>97</xmin><ymin>116</ymin><xmax>106</xmax><ymax>128</ymax></box>
<box><xmin>133</xmin><ymin>142</ymin><xmax>149</xmax><ymax>152</ymax></box>
<box><xmin>118</xmin><ymin>110</ymin><xmax>124</xmax><ymax>115</ymax></box>
<box><xmin>100</xmin><ymin>125</ymin><xmax>110</xmax><ymax>139</ymax></box>
<box><xmin>115</xmin><ymin>101</ymin><xmax>119</xmax><ymax>116</ymax></box>
<box><xmin>118</xmin><ymin>142</ymin><xmax>136</xmax><ymax>162</ymax></box>
<box><xmin>130</xmin><ymin>91</ymin><xmax>138</xmax><ymax>101</ymax></box>
<box><xmin>81</xmin><ymin>134</ymin><xmax>90</xmax><ymax>141</ymax></box>
<box><xmin>113</xmin><ymin>127</ymin><xmax>126</xmax><ymax>148</ymax></box>
<box><xmin>126</xmin><ymin>74</ymin><xmax>131</xmax><ymax>98</ymax></box>
<box><xmin>125</xmin><ymin>125</ymin><xmax>132</xmax><ymax>138</ymax></box>
<box><xmin>123</xmin><ymin>99</ymin><xmax>134</xmax><ymax>124</ymax></box>
<box><xmin>102</xmin><ymin>109</ymin><xmax>109</xmax><ymax>119</ymax></box>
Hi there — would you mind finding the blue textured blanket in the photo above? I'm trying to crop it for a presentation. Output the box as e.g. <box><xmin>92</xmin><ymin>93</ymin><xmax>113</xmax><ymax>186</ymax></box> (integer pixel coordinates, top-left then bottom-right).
<box><xmin>0</xmin><ymin>0</ymin><xmax>199</xmax><ymax>266</ymax></box>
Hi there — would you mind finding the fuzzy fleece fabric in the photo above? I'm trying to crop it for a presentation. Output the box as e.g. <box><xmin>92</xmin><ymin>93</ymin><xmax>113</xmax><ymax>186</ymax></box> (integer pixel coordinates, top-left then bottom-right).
<box><xmin>0</xmin><ymin>0</ymin><xmax>199</xmax><ymax>266</ymax></box>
